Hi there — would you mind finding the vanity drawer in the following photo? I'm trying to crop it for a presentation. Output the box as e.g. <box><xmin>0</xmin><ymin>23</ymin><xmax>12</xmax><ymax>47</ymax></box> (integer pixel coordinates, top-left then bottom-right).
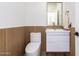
<box><xmin>46</xmin><ymin>41</ymin><xmax>70</xmax><ymax>52</ymax></box>
<box><xmin>46</xmin><ymin>32</ymin><xmax>70</xmax><ymax>52</ymax></box>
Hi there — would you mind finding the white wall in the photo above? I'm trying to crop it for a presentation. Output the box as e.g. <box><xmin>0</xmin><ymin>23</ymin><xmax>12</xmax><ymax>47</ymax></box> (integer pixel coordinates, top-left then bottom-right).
<box><xmin>63</xmin><ymin>2</ymin><xmax>75</xmax><ymax>27</ymax></box>
<box><xmin>0</xmin><ymin>2</ymin><xmax>75</xmax><ymax>28</ymax></box>
<box><xmin>0</xmin><ymin>2</ymin><xmax>47</xmax><ymax>28</ymax></box>
<box><xmin>0</xmin><ymin>2</ymin><xmax>25</xmax><ymax>28</ymax></box>
<box><xmin>1</xmin><ymin>2</ymin><xmax>75</xmax><ymax>28</ymax></box>
<box><xmin>25</xmin><ymin>2</ymin><xmax>47</xmax><ymax>26</ymax></box>
<box><xmin>75</xmin><ymin>2</ymin><xmax>79</xmax><ymax>56</ymax></box>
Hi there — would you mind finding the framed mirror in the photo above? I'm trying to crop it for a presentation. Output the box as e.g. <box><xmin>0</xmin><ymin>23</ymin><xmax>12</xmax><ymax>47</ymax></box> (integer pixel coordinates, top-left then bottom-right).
<box><xmin>47</xmin><ymin>2</ymin><xmax>63</xmax><ymax>26</ymax></box>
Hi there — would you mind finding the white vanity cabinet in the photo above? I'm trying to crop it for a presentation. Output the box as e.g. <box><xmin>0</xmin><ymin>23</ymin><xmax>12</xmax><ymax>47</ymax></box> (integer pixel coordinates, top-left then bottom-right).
<box><xmin>46</xmin><ymin>29</ymin><xmax>70</xmax><ymax>52</ymax></box>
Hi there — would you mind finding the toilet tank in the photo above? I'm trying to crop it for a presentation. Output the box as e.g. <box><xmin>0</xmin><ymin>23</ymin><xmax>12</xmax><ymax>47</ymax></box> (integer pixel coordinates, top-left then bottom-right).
<box><xmin>30</xmin><ymin>32</ymin><xmax>41</xmax><ymax>43</ymax></box>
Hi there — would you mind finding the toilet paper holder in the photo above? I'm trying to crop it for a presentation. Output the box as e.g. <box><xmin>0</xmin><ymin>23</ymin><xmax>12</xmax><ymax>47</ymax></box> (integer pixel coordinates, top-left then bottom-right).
<box><xmin>75</xmin><ymin>32</ymin><xmax>79</xmax><ymax>36</ymax></box>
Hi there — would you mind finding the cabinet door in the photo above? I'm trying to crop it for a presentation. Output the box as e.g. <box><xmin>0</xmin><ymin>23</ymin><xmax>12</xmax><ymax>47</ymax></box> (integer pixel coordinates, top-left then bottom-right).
<box><xmin>46</xmin><ymin>32</ymin><xmax>70</xmax><ymax>52</ymax></box>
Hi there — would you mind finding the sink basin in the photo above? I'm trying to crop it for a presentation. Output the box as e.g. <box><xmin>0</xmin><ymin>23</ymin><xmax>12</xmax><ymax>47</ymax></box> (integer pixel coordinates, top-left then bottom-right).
<box><xmin>46</xmin><ymin>29</ymin><xmax>70</xmax><ymax>32</ymax></box>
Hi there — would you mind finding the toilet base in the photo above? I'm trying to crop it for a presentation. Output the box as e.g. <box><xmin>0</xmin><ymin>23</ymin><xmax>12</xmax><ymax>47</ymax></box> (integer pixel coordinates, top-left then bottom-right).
<box><xmin>25</xmin><ymin>47</ymin><xmax>40</xmax><ymax>56</ymax></box>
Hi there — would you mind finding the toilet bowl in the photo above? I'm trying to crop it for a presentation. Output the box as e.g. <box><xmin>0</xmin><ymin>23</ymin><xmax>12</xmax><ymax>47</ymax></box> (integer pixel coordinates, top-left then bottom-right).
<box><xmin>25</xmin><ymin>32</ymin><xmax>41</xmax><ymax>56</ymax></box>
<box><xmin>25</xmin><ymin>42</ymin><xmax>41</xmax><ymax>56</ymax></box>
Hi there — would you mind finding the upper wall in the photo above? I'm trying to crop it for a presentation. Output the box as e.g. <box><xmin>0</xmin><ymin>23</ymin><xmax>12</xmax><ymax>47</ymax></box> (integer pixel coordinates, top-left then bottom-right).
<box><xmin>25</xmin><ymin>2</ymin><xmax>75</xmax><ymax>26</ymax></box>
<box><xmin>63</xmin><ymin>2</ymin><xmax>75</xmax><ymax>27</ymax></box>
<box><xmin>0</xmin><ymin>2</ymin><xmax>47</xmax><ymax>28</ymax></box>
<box><xmin>75</xmin><ymin>2</ymin><xmax>79</xmax><ymax>31</ymax></box>
<box><xmin>0</xmin><ymin>2</ymin><xmax>25</xmax><ymax>28</ymax></box>
<box><xmin>0</xmin><ymin>2</ymin><xmax>75</xmax><ymax>28</ymax></box>
<box><xmin>25</xmin><ymin>2</ymin><xmax>47</xmax><ymax>26</ymax></box>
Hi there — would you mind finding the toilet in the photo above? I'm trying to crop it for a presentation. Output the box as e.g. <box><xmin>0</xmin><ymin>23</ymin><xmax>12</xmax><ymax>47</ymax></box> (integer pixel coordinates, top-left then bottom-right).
<box><xmin>25</xmin><ymin>32</ymin><xmax>41</xmax><ymax>56</ymax></box>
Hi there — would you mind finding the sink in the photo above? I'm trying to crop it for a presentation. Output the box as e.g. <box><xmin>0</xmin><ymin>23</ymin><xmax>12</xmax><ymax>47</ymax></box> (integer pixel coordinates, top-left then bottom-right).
<box><xmin>46</xmin><ymin>29</ymin><xmax>70</xmax><ymax>32</ymax></box>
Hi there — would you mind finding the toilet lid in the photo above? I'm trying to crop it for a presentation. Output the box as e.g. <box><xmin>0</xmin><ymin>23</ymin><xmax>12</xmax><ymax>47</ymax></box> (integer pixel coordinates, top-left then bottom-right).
<box><xmin>25</xmin><ymin>42</ymin><xmax>41</xmax><ymax>53</ymax></box>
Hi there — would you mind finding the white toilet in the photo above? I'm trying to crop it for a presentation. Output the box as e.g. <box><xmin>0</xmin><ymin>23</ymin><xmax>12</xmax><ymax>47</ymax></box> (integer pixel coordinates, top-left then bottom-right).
<box><xmin>25</xmin><ymin>32</ymin><xmax>41</xmax><ymax>56</ymax></box>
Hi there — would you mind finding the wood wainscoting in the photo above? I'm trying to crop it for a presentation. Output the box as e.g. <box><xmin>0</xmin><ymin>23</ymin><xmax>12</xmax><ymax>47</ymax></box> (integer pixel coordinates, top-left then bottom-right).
<box><xmin>0</xmin><ymin>26</ymin><xmax>75</xmax><ymax>56</ymax></box>
<box><xmin>0</xmin><ymin>29</ymin><xmax>6</xmax><ymax>55</ymax></box>
<box><xmin>5</xmin><ymin>27</ymin><xmax>26</xmax><ymax>56</ymax></box>
<box><xmin>0</xmin><ymin>27</ymin><xmax>28</xmax><ymax>56</ymax></box>
<box><xmin>70</xmin><ymin>28</ymin><xmax>75</xmax><ymax>56</ymax></box>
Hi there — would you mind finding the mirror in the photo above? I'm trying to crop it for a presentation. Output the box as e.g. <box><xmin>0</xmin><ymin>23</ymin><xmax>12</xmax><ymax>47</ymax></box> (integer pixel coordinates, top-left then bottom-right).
<box><xmin>47</xmin><ymin>2</ymin><xmax>63</xmax><ymax>26</ymax></box>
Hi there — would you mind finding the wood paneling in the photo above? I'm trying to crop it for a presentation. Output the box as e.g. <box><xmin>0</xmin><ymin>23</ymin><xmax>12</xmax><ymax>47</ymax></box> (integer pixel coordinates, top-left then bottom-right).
<box><xmin>0</xmin><ymin>27</ymin><xmax>27</xmax><ymax>56</ymax></box>
<box><xmin>5</xmin><ymin>27</ymin><xmax>26</xmax><ymax>56</ymax></box>
<box><xmin>0</xmin><ymin>29</ymin><xmax>6</xmax><ymax>55</ymax></box>
<box><xmin>0</xmin><ymin>26</ymin><xmax>75</xmax><ymax>56</ymax></box>
<box><xmin>70</xmin><ymin>28</ymin><xmax>75</xmax><ymax>56</ymax></box>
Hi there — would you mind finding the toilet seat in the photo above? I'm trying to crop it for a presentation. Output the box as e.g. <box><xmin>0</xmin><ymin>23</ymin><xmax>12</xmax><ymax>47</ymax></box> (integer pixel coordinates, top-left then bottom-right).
<box><xmin>25</xmin><ymin>42</ymin><xmax>41</xmax><ymax>53</ymax></box>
